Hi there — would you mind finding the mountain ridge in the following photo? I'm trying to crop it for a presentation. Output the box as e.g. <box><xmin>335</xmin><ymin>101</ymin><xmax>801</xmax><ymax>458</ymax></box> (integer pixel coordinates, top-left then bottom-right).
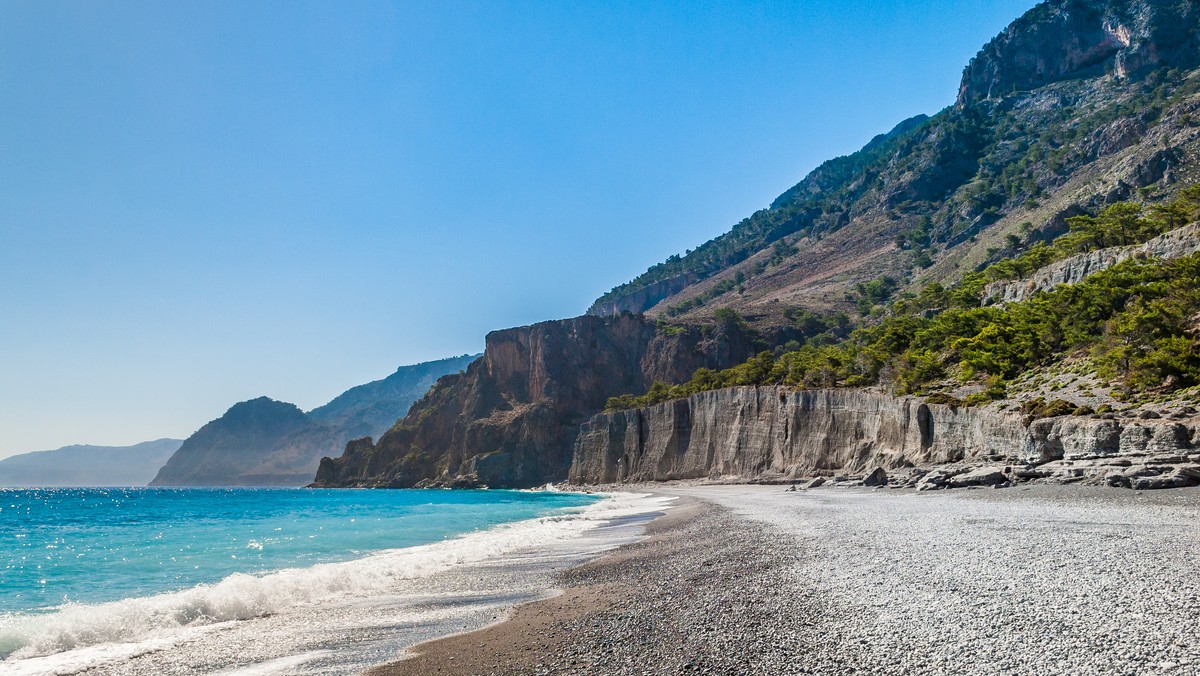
<box><xmin>315</xmin><ymin>0</ymin><xmax>1200</xmax><ymax>490</ymax></box>
<box><xmin>0</xmin><ymin>439</ymin><xmax>182</xmax><ymax>487</ymax></box>
<box><xmin>589</xmin><ymin>0</ymin><xmax>1200</xmax><ymax>326</ymax></box>
<box><xmin>152</xmin><ymin>354</ymin><xmax>479</xmax><ymax>486</ymax></box>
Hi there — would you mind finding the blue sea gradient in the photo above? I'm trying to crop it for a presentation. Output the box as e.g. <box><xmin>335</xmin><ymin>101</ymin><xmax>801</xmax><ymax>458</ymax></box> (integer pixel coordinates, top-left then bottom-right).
<box><xmin>0</xmin><ymin>487</ymin><xmax>599</xmax><ymax>615</ymax></box>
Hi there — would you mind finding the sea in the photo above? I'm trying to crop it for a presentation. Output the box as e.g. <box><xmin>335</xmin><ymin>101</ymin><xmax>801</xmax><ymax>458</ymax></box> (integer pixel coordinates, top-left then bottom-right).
<box><xmin>0</xmin><ymin>487</ymin><xmax>669</xmax><ymax>675</ymax></box>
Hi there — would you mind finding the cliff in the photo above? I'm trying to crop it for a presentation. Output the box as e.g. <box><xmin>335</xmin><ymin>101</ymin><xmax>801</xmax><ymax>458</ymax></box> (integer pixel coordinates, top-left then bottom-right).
<box><xmin>983</xmin><ymin>221</ymin><xmax>1200</xmax><ymax>304</ymax></box>
<box><xmin>0</xmin><ymin>439</ymin><xmax>182</xmax><ymax>487</ymax></box>
<box><xmin>151</xmin><ymin>355</ymin><xmax>477</xmax><ymax>486</ymax></box>
<box><xmin>312</xmin><ymin>314</ymin><xmax>772</xmax><ymax>488</ymax></box>
<box><xmin>314</xmin><ymin>0</ymin><xmax>1200</xmax><ymax>491</ymax></box>
<box><xmin>959</xmin><ymin>0</ymin><xmax>1200</xmax><ymax>106</ymax></box>
<box><xmin>569</xmin><ymin>386</ymin><xmax>1200</xmax><ymax>489</ymax></box>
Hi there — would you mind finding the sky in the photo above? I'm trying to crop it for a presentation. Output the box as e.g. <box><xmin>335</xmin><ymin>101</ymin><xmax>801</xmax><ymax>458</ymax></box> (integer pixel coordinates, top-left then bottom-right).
<box><xmin>0</xmin><ymin>0</ymin><xmax>1038</xmax><ymax>457</ymax></box>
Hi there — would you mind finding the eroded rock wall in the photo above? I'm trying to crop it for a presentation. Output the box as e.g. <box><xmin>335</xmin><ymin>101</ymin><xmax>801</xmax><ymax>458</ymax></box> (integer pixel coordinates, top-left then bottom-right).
<box><xmin>982</xmin><ymin>222</ymin><xmax>1200</xmax><ymax>305</ymax></box>
<box><xmin>958</xmin><ymin>0</ymin><xmax>1200</xmax><ymax>106</ymax></box>
<box><xmin>569</xmin><ymin>386</ymin><xmax>1198</xmax><ymax>485</ymax></box>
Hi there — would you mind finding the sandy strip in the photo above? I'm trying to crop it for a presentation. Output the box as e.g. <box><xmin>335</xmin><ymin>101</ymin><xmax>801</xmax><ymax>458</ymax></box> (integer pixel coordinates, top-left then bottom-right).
<box><xmin>373</xmin><ymin>484</ymin><xmax>1200</xmax><ymax>675</ymax></box>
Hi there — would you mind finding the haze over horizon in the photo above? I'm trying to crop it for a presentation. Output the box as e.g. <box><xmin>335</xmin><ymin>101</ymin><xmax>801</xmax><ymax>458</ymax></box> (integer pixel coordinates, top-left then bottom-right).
<box><xmin>0</xmin><ymin>0</ymin><xmax>1036</xmax><ymax>458</ymax></box>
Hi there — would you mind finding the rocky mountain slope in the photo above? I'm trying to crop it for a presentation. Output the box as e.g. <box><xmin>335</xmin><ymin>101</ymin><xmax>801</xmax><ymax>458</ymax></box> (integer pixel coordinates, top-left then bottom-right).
<box><xmin>152</xmin><ymin>355</ymin><xmax>477</xmax><ymax>486</ymax></box>
<box><xmin>590</xmin><ymin>0</ymin><xmax>1200</xmax><ymax>326</ymax></box>
<box><xmin>0</xmin><ymin>439</ymin><xmax>182</xmax><ymax>487</ymax></box>
<box><xmin>315</xmin><ymin>0</ymin><xmax>1200</xmax><ymax>490</ymax></box>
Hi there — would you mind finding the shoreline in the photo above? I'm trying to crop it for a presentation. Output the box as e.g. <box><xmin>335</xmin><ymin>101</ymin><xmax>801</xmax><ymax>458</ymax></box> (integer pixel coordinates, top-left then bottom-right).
<box><xmin>373</xmin><ymin>483</ymin><xmax>1200</xmax><ymax>675</ymax></box>
<box><xmin>2</xmin><ymin>491</ymin><xmax>670</xmax><ymax>675</ymax></box>
<box><xmin>369</xmin><ymin>497</ymin><xmax>719</xmax><ymax>676</ymax></box>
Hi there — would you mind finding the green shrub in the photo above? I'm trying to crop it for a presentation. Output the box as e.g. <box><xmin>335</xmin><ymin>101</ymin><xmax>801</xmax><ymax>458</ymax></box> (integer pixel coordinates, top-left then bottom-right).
<box><xmin>1039</xmin><ymin>399</ymin><xmax>1076</xmax><ymax>417</ymax></box>
<box><xmin>605</xmin><ymin>191</ymin><xmax>1200</xmax><ymax>409</ymax></box>
<box><xmin>963</xmin><ymin>393</ymin><xmax>992</xmax><ymax>407</ymax></box>
<box><xmin>924</xmin><ymin>393</ymin><xmax>964</xmax><ymax>407</ymax></box>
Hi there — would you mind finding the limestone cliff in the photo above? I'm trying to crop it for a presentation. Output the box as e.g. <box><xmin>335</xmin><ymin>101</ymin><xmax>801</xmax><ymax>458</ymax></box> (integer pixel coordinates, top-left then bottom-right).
<box><xmin>569</xmin><ymin>386</ymin><xmax>1200</xmax><ymax>488</ymax></box>
<box><xmin>959</xmin><ymin>0</ymin><xmax>1200</xmax><ymax>106</ymax></box>
<box><xmin>983</xmin><ymin>221</ymin><xmax>1200</xmax><ymax>304</ymax></box>
<box><xmin>312</xmin><ymin>314</ymin><xmax>772</xmax><ymax>488</ymax></box>
<box><xmin>314</xmin><ymin>0</ymin><xmax>1200</xmax><ymax>492</ymax></box>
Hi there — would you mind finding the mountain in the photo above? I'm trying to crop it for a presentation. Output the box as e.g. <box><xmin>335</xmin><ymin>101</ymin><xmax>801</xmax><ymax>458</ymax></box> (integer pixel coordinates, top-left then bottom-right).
<box><xmin>308</xmin><ymin>356</ymin><xmax>485</xmax><ymax>434</ymax></box>
<box><xmin>590</xmin><ymin>0</ymin><xmax>1200</xmax><ymax>325</ymax></box>
<box><xmin>313</xmin><ymin>315</ymin><xmax>772</xmax><ymax>488</ymax></box>
<box><xmin>0</xmin><ymin>439</ymin><xmax>182</xmax><ymax>487</ymax></box>
<box><xmin>315</xmin><ymin>0</ymin><xmax>1200</xmax><ymax>490</ymax></box>
<box><xmin>151</xmin><ymin>354</ymin><xmax>478</xmax><ymax>486</ymax></box>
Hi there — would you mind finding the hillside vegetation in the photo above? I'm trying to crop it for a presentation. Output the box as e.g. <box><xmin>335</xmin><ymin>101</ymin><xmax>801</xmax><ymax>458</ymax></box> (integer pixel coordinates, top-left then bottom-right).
<box><xmin>605</xmin><ymin>190</ymin><xmax>1200</xmax><ymax>412</ymax></box>
<box><xmin>318</xmin><ymin>0</ymin><xmax>1200</xmax><ymax>491</ymax></box>
<box><xmin>590</xmin><ymin>0</ymin><xmax>1200</xmax><ymax>323</ymax></box>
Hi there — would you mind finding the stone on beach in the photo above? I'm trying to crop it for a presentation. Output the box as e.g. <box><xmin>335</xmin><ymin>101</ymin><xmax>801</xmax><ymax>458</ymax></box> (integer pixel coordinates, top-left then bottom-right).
<box><xmin>861</xmin><ymin>467</ymin><xmax>888</xmax><ymax>487</ymax></box>
<box><xmin>948</xmin><ymin>465</ymin><xmax>1009</xmax><ymax>488</ymax></box>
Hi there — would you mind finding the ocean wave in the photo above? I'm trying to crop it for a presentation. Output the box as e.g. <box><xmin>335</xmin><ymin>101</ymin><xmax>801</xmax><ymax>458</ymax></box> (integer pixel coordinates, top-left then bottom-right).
<box><xmin>0</xmin><ymin>491</ymin><xmax>671</xmax><ymax>665</ymax></box>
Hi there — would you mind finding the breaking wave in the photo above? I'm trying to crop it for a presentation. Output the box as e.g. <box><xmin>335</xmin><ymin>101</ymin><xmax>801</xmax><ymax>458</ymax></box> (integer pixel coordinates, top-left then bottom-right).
<box><xmin>0</xmin><ymin>492</ymin><xmax>670</xmax><ymax>667</ymax></box>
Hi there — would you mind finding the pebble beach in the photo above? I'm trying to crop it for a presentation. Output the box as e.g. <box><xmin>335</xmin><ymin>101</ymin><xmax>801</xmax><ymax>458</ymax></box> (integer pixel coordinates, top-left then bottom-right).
<box><xmin>381</xmin><ymin>484</ymin><xmax>1200</xmax><ymax>675</ymax></box>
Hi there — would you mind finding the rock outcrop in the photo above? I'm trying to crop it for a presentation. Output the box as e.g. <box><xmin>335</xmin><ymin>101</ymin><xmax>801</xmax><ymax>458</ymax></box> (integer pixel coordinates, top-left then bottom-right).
<box><xmin>568</xmin><ymin>386</ymin><xmax>1200</xmax><ymax>488</ymax></box>
<box><xmin>312</xmin><ymin>314</ymin><xmax>770</xmax><ymax>488</ymax></box>
<box><xmin>982</xmin><ymin>222</ymin><xmax>1200</xmax><ymax>304</ymax></box>
<box><xmin>958</xmin><ymin>0</ymin><xmax>1200</xmax><ymax>106</ymax></box>
<box><xmin>588</xmin><ymin>273</ymin><xmax>699</xmax><ymax>317</ymax></box>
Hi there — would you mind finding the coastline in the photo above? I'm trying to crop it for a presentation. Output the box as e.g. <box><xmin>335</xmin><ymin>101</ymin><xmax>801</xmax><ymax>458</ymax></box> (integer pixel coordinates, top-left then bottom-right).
<box><xmin>369</xmin><ymin>497</ymin><xmax>725</xmax><ymax>676</ymax></box>
<box><xmin>2</xmin><ymin>491</ymin><xmax>670</xmax><ymax>676</ymax></box>
<box><xmin>375</xmin><ymin>483</ymin><xmax>1200</xmax><ymax>675</ymax></box>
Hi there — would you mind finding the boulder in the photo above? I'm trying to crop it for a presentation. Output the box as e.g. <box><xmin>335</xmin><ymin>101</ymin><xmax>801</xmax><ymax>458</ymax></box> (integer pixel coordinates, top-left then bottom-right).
<box><xmin>862</xmin><ymin>467</ymin><xmax>889</xmax><ymax>487</ymax></box>
<box><xmin>948</xmin><ymin>465</ymin><xmax>1008</xmax><ymax>488</ymax></box>
<box><xmin>1130</xmin><ymin>469</ymin><xmax>1199</xmax><ymax>490</ymax></box>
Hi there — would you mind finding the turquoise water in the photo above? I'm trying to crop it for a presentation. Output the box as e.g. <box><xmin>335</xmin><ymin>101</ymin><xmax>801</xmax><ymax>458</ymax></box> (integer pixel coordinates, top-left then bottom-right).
<box><xmin>0</xmin><ymin>487</ymin><xmax>599</xmax><ymax>615</ymax></box>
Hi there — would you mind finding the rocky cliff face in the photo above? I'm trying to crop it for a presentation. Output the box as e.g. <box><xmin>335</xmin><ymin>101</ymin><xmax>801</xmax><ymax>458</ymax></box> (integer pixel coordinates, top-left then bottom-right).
<box><xmin>958</xmin><ymin>0</ymin><xmax>1200</xmax><ymax>105</ymax></box>
<box><xmin>587</xmin><ymin>273</ymin><xmax>698</xmax><ymax>317</ymax></box>
<box><xmin>312</xmin><ymin>314</ymin><xmax>770</xmax><ymax>488</ymax></box>
<box><xmin>151</xmin><ymin>355</ymin><xmax>477</xmax><ymax>486</ymax></box>
<box><xmin>314</xmin><ymin>0</ymin><xmax>1200</xmax><ymax>492</ymax></box>
<box><xmin>569</xmin><ymin>386</ymin><xmax>1200</xmax><ymax>488</ymax></box>
<box><xmin>983</xmin><ymin>221</ymin><xmax>1200</xmax><ymax>304</ymax></box>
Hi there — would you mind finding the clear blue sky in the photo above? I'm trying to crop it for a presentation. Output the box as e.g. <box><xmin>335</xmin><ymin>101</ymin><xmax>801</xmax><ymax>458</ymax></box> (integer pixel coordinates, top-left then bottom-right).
<box><xmin>0</xmin><ymin>0</ymin><xmax>1037</xmax><ymax>457</ymax></box>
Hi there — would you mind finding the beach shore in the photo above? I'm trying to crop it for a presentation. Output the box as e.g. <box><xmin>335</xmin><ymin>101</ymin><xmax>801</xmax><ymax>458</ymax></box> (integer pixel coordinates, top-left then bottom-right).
<box><xmin>376</xmin><ymin>484</ymin><xmax>1200</xmax><ymax>675</ymax></box>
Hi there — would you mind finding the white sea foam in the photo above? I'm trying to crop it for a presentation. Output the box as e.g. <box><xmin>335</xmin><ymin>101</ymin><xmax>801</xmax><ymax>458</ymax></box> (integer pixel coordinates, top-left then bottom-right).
<box><xmin>210</xmin><ymin>651</ymin><xmax>334</xmax><ymax>675</ymax></box>
<box><xmin>0</xmin><ymin>491</ymin><xmax>670</xmax><ymax>673</ymax></box>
